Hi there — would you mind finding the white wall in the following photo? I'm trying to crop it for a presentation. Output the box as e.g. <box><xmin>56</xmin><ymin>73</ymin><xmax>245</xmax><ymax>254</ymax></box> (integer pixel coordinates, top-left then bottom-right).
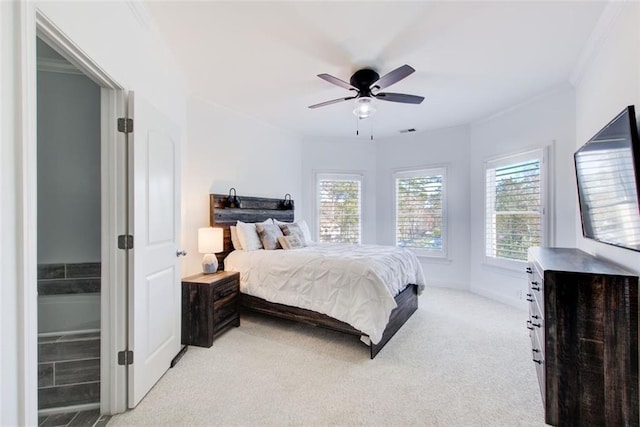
<box><xmin>1</xmin><ymin>2</ymin><xmax>187</xmax><ymax>424</ymax></box>
<box><xmin>1</xmin><ymin>2</ymin><xmax>20</xmax><ymax>423</ymax></box>
<box><xmin>573</xmin><ymin>1</ymin><xmax>640</xmax><ymax>274</ymax></box>
<box><xmin>376</xmin><ymin>126</ymin><xmax>471</xmax><ymax>289</ymax></box>
<box><xmin>182</xmin><ymin>96</ymin><xmax>303</xmax><ymax>276</ymax></box>
<box><xmin>301</xmin><ymin>136</ymin><xmax>377</xmax><ymax>243</ymax></box>
<box><xmin>37</xmin><ymin>65</ymin><xmax>101</xmax><ymax>264</ymax></box>
<box><xmin>468</xmin><ymin>86</ymin><xmax>577</xmax><ymax>307</ymax></box>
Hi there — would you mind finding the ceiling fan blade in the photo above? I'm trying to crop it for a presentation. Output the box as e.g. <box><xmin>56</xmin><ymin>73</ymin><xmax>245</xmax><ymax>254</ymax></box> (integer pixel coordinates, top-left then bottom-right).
<box><xmin>370</xmin><ymin>64</ymin><xmax>415</xmax><ymax>90</ymax></box>
<box><xmin>308</xmin><ymin>96</ymin><xmax>356</xmax><ymax>109</ymax></box>
<box><xmin>317</xmin><ymin>73</ymin><xmax>357</xmax><ymax>91</ymax></box>
<box><xmin>374</xmin><ymin>92</ymin><xmax>424</xmax><ymax>104</ymax></box>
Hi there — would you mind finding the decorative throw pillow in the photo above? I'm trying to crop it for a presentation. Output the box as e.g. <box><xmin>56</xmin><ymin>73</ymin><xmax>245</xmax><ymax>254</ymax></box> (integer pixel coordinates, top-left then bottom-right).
<box><xmin>275</xmin><ymin>219</ymin><xmax>313</xmax><ymax>243</ymax></box>
<box><xmin>230</xmin><ymin>226</ymin><xmax>242</xmax><ymax>250</ymax></box>
<box><xmin>255</xmin><ymin>223</ymin><xmax>283</xmax><ymax>250</ymax></box>
<box><xmin>278</xmin><ymin>235</ymin><xmax>304</xmax><ymax>250</ymax></box>
<box><xmin>236</xmin><ymin>221</ymin><xmax>264</xmax><ymax>251</ymax></box>
<box><xmin>279</xmin><ymin>223</ymin><xmax>306</xmax><ymax>246</ymax></box>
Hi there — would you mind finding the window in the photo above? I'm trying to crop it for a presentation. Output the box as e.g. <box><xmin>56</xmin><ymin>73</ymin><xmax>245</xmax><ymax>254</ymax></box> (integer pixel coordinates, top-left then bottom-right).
<box><xmin>395</xmin><ymin>168</ymin><xmax>446</xmax><ymax>257</ymax></box>
<box><xmin>316</xmin><ymin>173</ymin><xmax>362</xmax><ymax>243</ymax></box>
<box><xmin>485</xmin><ymin>149</ymin><xmax>546</xmax><ymax>265</ymax></box>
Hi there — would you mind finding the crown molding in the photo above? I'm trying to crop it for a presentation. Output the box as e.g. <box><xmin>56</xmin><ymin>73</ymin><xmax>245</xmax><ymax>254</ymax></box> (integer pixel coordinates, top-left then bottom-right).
<box><xmin>569</xmin><ymin>1</ymin><xmax>626</xmax><ymax>87</ymax></box>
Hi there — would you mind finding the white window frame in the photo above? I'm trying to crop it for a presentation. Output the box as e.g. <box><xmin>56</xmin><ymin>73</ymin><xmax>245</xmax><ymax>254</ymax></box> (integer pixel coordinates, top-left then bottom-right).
<box><xmin>484</xmin><ymin>147</ymin><xmax>549</xmax><ymax>271</ymax></box>
<box><xmin>315</xmin><ymin>172</ymin><xmax>363</xmax><ymax>244</ymax></box>
<box><xmin>393</xmin><ymin>167</ymin><xmax>447</xmax><ymax>258</ymax></box>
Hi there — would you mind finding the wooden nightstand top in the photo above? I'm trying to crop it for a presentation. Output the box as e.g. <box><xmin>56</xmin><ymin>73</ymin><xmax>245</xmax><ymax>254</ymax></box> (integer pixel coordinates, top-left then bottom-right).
<box><xmin>182</xmin><ymin>271</ymin><xmax>239</xmax><ymax>285</ymax></box>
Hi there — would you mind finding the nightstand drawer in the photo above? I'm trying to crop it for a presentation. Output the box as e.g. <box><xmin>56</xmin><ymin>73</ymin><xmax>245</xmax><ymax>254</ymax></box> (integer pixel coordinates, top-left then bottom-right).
<box><xmin>214</xmin><ymin>293</ymin><xmax>238</xmax><ymax>323</ymax></box>
<box><xmin>213</xmin><ymin>278</ymin><xmax>238</xmax><ymax>301</ymax></box>
<box><xmin>214</xmin><ymin>313</ymin><xmax>239</xmax><ymax>335</ymax></box>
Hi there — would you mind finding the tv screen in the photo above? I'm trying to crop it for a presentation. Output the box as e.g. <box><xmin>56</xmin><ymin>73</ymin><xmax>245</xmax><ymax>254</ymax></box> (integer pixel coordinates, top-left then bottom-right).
<box><xmin>574</xmin><ymin>105</ymin><xmax>640</xmax><ymax>251</ymax></box>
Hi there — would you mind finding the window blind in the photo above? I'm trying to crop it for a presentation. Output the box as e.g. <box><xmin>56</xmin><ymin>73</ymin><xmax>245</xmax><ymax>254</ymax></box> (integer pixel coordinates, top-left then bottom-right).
<box><xmin>486</xmin><ymin>157</ymin><xmax>541</xmax><ymax>261</ymax></box>
<box><xmin>395</xmin><ymin>170</ymin><xmax>444</xmax><ymax>253</ymax></box>
<box><xmin>317</xmin><ymin>176</ymin><xmax>361</xmax><ymax>243</ymax></box>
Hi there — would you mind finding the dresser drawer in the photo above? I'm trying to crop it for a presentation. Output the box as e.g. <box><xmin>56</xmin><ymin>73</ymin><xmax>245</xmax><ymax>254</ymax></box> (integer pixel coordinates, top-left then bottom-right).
<box><xmin>529</xmin><ymin>265</ymin><xmax>544</xmax><ymax>309</ymax></box>
<box><xmin>530</xmin><ymin>326</ymin><xmax>545</xmax><ymax>405</ymax></box>
<box><xmin>528</xmin><ymin>303</ymin><xmax>544</xmax><ymax>344</ymax></box>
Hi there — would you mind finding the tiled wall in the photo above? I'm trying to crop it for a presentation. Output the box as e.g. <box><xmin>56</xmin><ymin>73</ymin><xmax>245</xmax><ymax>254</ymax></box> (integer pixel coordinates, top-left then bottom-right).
<box><xmin>38</xmin><ymin>262</ymin><xmax>101</xmax><ymax>410</ymax></box>
<box><xmin>38</xmin><ymin>263</ymin><xmax>100</xmax><ymax>295</ymax></box>
<box><xmin>38</xmin><ymin>331</ymin><xmax>100</xmax><ymax>410</ymax></box>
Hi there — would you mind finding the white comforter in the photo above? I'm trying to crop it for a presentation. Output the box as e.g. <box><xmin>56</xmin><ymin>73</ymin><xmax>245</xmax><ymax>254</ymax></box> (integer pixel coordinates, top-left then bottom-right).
<box><xmin>224</xmin><ymin>243</ymin><xmax>426</xmax><ymax>344</ymax></box>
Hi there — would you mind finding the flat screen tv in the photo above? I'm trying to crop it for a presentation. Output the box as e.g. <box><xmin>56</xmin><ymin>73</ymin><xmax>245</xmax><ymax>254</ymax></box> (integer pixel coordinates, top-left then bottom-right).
<box><xmin>574</xmin><ymin>105</ymin><xmax>640</xmax><ymax>252</ymax></box>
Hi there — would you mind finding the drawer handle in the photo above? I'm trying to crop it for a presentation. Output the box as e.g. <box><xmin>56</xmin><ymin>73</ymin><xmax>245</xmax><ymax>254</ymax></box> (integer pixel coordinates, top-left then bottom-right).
<box><xmin>527</xmin><ymin>320</ymin><xmax>541</xmax><ymax>329</ymax></box>
<box><xmin>526</xmin><ymin>297</ymin><xmax>534</xmax><ymax>303</ymax></box>
<box><xmin>218</xmin><ymin>288</ymin><xmax>235</xmax><ymax>299</ymax></box>
<box><xmin>531</xmin><ymin>314</ymin><xmax>540</xmax><ymax>320</ymax></box>
<box><xmin>526</xmin><ymin>267</ymin><xmax>532</xmax><ymax>273</ymax></box>
<box><xmin>531</xmin><ymin>285</ymin><xmax>541</xmax><ymax>292</ymax></box>
<box><xmin>532</xmin><ymin>348</ymin><xmax>540</xmax><ymax>353</ymax></box>
<box><xmin>532</xmin><ymin>358</ymin><xmax>543</xmax><ymax>365</ymax></box>
<box><xmin>526</xmin><ymin>320</ymin><xmax>534</xmax><ymax>330</ymax></box>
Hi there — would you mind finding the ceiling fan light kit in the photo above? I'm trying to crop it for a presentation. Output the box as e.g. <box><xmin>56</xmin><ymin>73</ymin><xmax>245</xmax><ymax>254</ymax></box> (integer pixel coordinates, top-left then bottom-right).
<box><xmin>353</xmin><ymin>96</ymin><xmax>376</xmax><ymax>119</ymax></box>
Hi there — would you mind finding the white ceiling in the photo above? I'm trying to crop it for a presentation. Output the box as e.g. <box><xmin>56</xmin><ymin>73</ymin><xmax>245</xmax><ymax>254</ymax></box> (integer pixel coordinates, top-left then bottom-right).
<box><xmin>144</xmin><ymin>1</ymin><xmax>606</xmax><ymax>139</ymax></box>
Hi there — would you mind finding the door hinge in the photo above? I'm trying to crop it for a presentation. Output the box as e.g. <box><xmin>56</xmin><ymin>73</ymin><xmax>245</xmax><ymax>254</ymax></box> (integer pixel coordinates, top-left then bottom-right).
<box><xmin>118</xmin><ymin>350</ymin><xmax>134</xmax><ymax>366</ymax></box>
<box><xmin>118</xmin><ymin>234</ymin><xmax>134</xmax><ymax>250</ymax></box>
<box><xmin>117</xmin><ymin>118</ymin><xmax>133</xmax><ymax>133</ymax></box>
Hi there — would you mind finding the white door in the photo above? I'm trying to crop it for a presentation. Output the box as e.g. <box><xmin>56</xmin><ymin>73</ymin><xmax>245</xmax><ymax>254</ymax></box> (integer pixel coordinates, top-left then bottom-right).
<box><xmin>127</xmin><ymin>92</ymin><xmax>182</xmax><ymax>407</ymax></box>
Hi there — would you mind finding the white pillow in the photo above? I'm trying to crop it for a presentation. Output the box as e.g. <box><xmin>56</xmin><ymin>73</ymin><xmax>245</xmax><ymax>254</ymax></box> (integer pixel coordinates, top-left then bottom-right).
<box><xmin>230</xmin><ymin>226</ymin><xmax>242</xmax><ymax>250</ymax></box>
<box><xmin>297</xmin><ymin>220</ymin><xmax>313</xmax><ymax>243</ymax></box>
<box><xmin>236</xmin><ymin>219</ymin><xmax>273</xmax><ymax>251</ymax></box>
<box><xmin>274</xmin><ymin>219</ymin><xmax>313</xmax><ymax>243</ymax></box>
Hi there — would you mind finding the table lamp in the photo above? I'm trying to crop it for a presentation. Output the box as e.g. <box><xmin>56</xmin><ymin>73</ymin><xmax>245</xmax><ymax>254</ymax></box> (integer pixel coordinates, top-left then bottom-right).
<box><xmin>198</xmin><ymin>227</ymin><xmax>224</xmax><ymax>273</ymax></box>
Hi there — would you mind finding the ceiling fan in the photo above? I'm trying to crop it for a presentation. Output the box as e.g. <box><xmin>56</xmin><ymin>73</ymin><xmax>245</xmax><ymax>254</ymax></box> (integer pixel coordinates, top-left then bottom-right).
<box><xmin>308</xmin><ymin>64</ymin><xmax>425</xmax><ymax>119</ymax></box>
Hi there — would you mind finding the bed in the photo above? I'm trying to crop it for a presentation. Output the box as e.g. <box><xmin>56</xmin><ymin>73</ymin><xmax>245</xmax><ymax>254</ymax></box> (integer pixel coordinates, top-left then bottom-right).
<box><xmin>210</xmin><ymin>193</ymin><xmax>425</xmax><ymax>358</ymax></box>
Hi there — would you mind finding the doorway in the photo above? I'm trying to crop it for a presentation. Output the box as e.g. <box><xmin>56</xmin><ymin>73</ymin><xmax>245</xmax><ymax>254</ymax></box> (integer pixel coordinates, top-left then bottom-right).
<box><xmin>35</xmin><ymin>36</ymin><xmax>102</xmax><ymax>418</ymax></box>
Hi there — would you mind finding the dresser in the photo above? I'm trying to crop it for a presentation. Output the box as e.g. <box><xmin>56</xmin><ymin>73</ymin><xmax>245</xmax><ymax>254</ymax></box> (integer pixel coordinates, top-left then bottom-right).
<box><xmin>181</xmin><ymin>271</ymin><xmax>240</xmax><ymax>347</ymax></box>
<box><xmin>527</xmin><ymin>247</ymin><xmax>638</xmax><ymax>426</ymax></box>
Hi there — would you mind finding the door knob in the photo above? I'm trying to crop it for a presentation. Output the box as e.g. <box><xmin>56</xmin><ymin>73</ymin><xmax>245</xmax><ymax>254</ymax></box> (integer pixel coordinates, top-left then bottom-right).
<box><xmin>176</xmin><ymin>250</ymin><xmax>187</xmax><ymax>257</ymax></box>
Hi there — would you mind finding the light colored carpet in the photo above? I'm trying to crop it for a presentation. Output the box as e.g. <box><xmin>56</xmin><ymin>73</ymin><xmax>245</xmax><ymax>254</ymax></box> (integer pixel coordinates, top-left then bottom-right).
<box><xmin>109</xmin><ymin>287</ymin><xmax>545</xmax><ymax>426</ymax></box>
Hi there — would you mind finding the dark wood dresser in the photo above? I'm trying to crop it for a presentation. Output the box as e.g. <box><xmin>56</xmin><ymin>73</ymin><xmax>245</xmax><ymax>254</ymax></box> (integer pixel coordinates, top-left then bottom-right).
<box><xmin>181</xmin><ymin>271</ymin><xmax>240</xmax><ymax>347</ymax></box>
<box><xmin>527</xmin><ymin>247</ymin><xmax>638</xmax><ymax>426</ymax></box>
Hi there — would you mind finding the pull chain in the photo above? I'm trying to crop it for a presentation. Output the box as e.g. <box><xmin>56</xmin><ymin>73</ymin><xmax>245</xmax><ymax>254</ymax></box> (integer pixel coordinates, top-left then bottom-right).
<box><xmin>370</xmin><ymin>118</ymin><xmax>374</xmax><ymax>141</ymax></box>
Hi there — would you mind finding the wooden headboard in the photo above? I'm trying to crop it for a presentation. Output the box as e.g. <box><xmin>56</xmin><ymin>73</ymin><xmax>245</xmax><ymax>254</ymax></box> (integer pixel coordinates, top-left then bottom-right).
<box><xmin>209</xmin><ymin>193</ymin><xmax>294</xmax><ymax>269</ymax></box>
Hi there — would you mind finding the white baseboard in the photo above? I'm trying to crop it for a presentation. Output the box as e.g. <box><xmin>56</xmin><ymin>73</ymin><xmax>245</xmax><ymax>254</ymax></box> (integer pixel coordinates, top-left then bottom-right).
<box><xmin>470</xmin><ymin>285</ymin><xmax>528</xmax><ymax>310</ymax></box>
<box><xmin>424</xmin><ymin>280</ymin><xmax>468</xmax><ymax>290</ymax></box>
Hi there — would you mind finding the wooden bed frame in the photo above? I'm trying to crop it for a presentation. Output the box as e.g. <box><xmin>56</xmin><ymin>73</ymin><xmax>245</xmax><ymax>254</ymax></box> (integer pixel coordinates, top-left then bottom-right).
<box><xmin>210</xmin><ymin>193</ymin><xmax>418</xmax><ymax>359</ymax></box>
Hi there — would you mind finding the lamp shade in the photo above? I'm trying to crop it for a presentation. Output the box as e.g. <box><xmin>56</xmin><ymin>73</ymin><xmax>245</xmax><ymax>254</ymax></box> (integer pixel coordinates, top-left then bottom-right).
<box><xmin>198</xmin><ymin>227</ymin><xmax>224</xmax><ymax>254</ymax></box>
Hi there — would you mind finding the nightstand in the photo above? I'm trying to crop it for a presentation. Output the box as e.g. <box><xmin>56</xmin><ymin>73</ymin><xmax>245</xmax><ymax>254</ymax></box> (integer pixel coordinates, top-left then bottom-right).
<box><xmin>181</xmin><ymin>271</ymin><xmax>240</xmax><ymax>347</ymax></box>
